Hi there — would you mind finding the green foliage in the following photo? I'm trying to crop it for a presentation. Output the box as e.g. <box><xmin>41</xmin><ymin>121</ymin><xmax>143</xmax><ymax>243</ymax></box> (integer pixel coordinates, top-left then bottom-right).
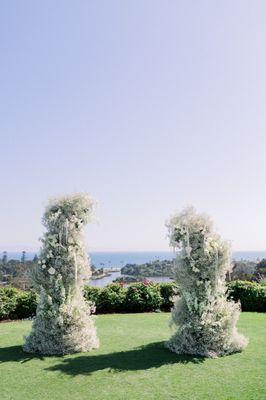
<box><xmin>93</xmin><ymin>257</ymin><xmax>266</xmax><ymax>283</ymax></box>
<box><xmin>159</xmin><ymin>282</ymin><xmax>179</xmax><ymax>310</ymax></box>
<box><xmin>1</xmin><ymin>281</ymin><xmax>265</xmax><ymax>321</ymax></box>
<box><xmin>230</xmin><ymin>260</ymin><xmax>257</xmax><ymax>281</ymax></box>
<box><xmin>0</xmin><ymin>287</ymin><xmax>18</xmax><ymax>320</ymax></box>
<box><xmin>256</xmin><ymin>258</ymin><xmax>266</xmax><ymax>278</ymax></box>
<box><xmin>83</xmin><ymin>286</ymin><xmax>100</xmax><ymax>305</ymax></box>
<box><xmin>0</xmin><ymin>253</ymin><xmax>38</xmax><ymax>290</ymax></box>
<box><xmin>228</xmin><ymin>280</ymin><xmax>266</xmax><ymax>312</ymax></box>
<box><xmin>121</xmin><ymin>259</ymin><xmax>174</xmax><ymax>277</ymax></box>
<box><xmin>125</xmin><ymin>282</ymin><xmax>162</xmax><ymax>312</ymax></box>
<box><xmin>0</xmin><ymin>287</ymin><xmax>37</xmax><ymax>320</ymax></box>
<box><xmin>260</xmin><ymin>278</ymin><xmax>266</xmax><ymax>285</ymax></box>
<box><xmin>85</xmin><ymin>282</ymin><xmax>176</xmax><ymax>313</ymax></box>
<box><xmin>15</xmin><ymin>290</ymin><xmax>37</xmax><ymax>319</ymax></box>
<box><xmin>84</xmin><ymin>283</ymin><xmax>163</xmax><ymax>313</ymax></box>
<box><xmin>113</xmin><ymin>275</ymin><xmax>144</xmax><ymax>283</ymax></box>
<box><xmin>96</xmin><ymin>283</ymin><xmax>126</xmax><ymax>313</ymax></box>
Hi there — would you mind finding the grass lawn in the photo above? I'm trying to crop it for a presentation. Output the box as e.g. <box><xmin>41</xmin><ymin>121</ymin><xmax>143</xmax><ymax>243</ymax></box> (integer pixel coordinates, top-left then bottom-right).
<box><xmin>0</xmin><ymin>312</ymin><xmax>265</xmax><ymax>400</ymax></box>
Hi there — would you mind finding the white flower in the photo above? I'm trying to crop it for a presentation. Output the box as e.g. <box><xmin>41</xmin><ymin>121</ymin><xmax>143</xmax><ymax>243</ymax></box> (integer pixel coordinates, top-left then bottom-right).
<box><xmin>42</xmin><ymin>264</ymin><xmax>46</xmax><ymax>269</ymax></box>
<box><xmin>192</xmin><ymin>266</ymin><xmax>200</xmax><ymax>273</ymax></box>
<box><xmin>48</xmin><ymin>267</ymin><xmax>55</xmax><ymax>275</ymax></box>
<box><xmin>185</xmin><ymin>245</ymin><xmax>192</xmax><ymax>256</ymax></box>
<box><xmin>166</xmin><ymin>206</ymin><xmax>248</xmax><ymax>358</ymax></box>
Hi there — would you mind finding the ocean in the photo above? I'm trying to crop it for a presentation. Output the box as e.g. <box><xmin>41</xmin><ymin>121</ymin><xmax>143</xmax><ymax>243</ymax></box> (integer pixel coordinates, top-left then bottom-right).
<box><xmin>2</xmin><ymin>250</ymin><xmax>266</xmax><ymax>267</ymax></box>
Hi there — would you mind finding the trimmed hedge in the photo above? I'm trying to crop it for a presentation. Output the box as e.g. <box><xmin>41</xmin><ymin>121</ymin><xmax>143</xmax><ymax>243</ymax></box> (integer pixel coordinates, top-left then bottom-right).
<box><xmin>227</xmin><ymin>280</ymin><xmax>266</xmax><ymax>312</ymax></box>
<box><xmin>0</xmin><ymin>280</ymin><xmax>265</xmax><ymax>320</ymax></box>
<box><xmin>124</xmin><ymin>283</ymin><xmax>162</xmax><ymax>312</ymax></box>
<box><xmin>84</xmin><ymin>284</ymin><xmax>126</xmax><ymax>313</ymax></box>
<box><xmin>0</xmin><ymin>287</ymin><xmax>37</xmax><ymax>320</ymax></box>
<box><xmin>84</xmin><ymin>282</ymin><xmax>177</xmax><ymax>313</ymax></box>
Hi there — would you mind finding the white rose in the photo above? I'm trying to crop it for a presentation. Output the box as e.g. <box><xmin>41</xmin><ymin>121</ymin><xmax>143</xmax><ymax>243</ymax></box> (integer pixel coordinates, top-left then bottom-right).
<box><xmin>48</xmin><ymin>267</ymin><xmax>55</xmax><ymax>275</ymax></box>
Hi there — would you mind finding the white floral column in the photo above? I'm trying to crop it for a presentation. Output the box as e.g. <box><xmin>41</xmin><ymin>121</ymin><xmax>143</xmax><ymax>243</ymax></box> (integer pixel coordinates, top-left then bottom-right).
<box><xmin>166</xmin><ymin>207</ymin><xmax>248</xmax><ymax>358</ymax></box>
<box><xmin>23</xmin><ymin>194</ymin><xmax>99</xmax><ymax>355</ymax></box>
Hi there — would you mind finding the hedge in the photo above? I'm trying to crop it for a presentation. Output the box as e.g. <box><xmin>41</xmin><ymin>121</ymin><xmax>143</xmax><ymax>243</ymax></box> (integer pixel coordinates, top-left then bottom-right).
<box><xmin>84</xmin><ymin>282</ymin><xmax>178</xmax><ymax>313</ymax></box>
<box><xmin>0</xmin><ymin>280</ymin><xmax>265</xmax><ymax>320</ymax></box>
<box><xmin>227</xmin><ymin>280</ymin><xmax>266</xmax><ymax>312</ymax></box>
<box><xmin>0</xmin><ymin>287</ymin><xmax>37</xmax><ymax>320</ymax></box>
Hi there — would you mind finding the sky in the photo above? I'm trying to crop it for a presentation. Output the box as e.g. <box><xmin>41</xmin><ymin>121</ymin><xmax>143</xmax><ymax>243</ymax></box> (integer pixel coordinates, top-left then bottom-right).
<box><xmin>0</xmin><ymin>1</ymin><xmax>266</xmax><ymax>252</ymax></box>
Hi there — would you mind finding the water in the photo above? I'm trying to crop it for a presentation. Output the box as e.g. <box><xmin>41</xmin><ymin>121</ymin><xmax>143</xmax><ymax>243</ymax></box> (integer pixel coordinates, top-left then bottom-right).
<box><xmin>90</xmin><ymin>272</ymin><xmax>173</xmax><ymax>287</ymax></box>
<box><xmin>90</xmin><ymin>271</ymin><xmax>122</xmax><ymax>287</ymax></box>
<box><xmin>90</xmin><ymin>251</ymin><xmax>174</xmax><ymax>267</ymax></box>
<box><xmin>2</xmin><ymin>250</ymin><xmax>266</xmax><ymax>288</ymax></box>
<box><xmin>89</xmin><ymin>250</ymin><xmax>266</xmax><ymax>287</ymax></box>
<box><xmin>3</xmin><ymin>250</ymin><xmax>266</xmax><ymax>265</ymax></box>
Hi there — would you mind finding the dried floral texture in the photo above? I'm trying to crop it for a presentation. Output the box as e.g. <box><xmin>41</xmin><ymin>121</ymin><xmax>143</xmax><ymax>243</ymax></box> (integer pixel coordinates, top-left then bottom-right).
<box><xmin>166</xmin><ymin>207</ymin><xmax>248</xmax><ymax>358</ymax></box>
<box><xmin>23</xmin><ymin>194</ymin><xmax>99</xmax><ymax>355</ymax></box>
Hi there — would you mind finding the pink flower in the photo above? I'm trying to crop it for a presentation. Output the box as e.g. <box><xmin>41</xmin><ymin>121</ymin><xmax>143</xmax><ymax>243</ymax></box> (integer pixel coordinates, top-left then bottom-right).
<box><xmin>143</xmin><ymin>279</ymin><xmax>151</xmax><ymax>286</ymax></box>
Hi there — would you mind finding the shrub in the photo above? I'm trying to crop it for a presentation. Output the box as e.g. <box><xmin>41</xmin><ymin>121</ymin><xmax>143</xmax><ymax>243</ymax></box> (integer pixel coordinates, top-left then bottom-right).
<box><xmin>124</xmin><ymin>282</ymin><xmax>162</xmax><ymax>312</ymax></box>
<box><xmin>84</xmin><ymin>284</ymin><xmax>126</xmax><ymax>313</ymax></box>
<box><xmin>15</xmin><ymin>291</ymin><xmax>37</xmax><ymax>319</ymax></box>
<box><xmin>228</xmin><ymin>280</ymin><xmax>266</xmax><ymax>312</ymax></box>
<box><xmin>0</xmin><ymin>281</ymin><xmax>265</xmax><ymax>320</ymax></box>
<box><xmin>230</xmin><ymin>260</ymin><xmax>256</xmax><ymax>281</ymax></box>
<box><xmin>0</xmin><ymin>287</ymin><xmax>37</xmax><ymax>320</ymax></box>
<box><xmin>255</xmin><ymin>259</ymin><xmax>266</xmax><ymax>279</ymax></box>
<box><xmin>84</xmin><ymin>282</ymin><xmax>163</xmax><ymax>313</ymax></box>
<box><xmin>97</xmin><ymin>283</ymin><xmax>126</xmax><ymax>313</ymax></box>
<box><xmin>83</xmin><ymin>286</ymin><xmax>101</xmax><ymax>305</ymax></box>
<box><xmin>0</xmin><ymin>287</ymin><xmax>19</xmax><ymax>320</ymax></box>
<box><xmin>159</xmin><ymin>282</ymin><xmax>179</xmax><ymax>311</ymax></box>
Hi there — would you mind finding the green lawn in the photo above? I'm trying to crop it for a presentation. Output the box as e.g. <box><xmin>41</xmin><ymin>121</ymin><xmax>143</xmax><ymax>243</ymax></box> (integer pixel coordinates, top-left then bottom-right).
<box><xmin>0</xmin><ymin>313</ymin><xmax>265</xmax><ymax>400</ymax></box>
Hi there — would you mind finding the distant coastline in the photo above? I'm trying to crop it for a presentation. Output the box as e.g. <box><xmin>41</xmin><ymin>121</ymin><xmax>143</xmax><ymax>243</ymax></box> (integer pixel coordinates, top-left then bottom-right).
<box><xmin>2</xmin><ymin>250</ymin><xmax>266</xmax><ymax>268</ymax></box>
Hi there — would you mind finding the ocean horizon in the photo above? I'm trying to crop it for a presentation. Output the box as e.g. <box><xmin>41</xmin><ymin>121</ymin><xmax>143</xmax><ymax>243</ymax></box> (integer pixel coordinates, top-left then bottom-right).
<box><xmin>2</xmin><ymin>250</ymin><xmax>266</xmax><ymax>267</ymax></box>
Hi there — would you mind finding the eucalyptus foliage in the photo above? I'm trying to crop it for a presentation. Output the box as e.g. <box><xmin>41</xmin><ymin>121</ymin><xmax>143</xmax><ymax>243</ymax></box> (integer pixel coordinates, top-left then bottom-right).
<box><xmin>23</xmin><ymin>194</ymin><xmax>99</xmax><ymax>355</ymax></box>
<box><xmin>166</xmin><ymin>207</ymin><xmax>248</xmax><ymax>358</ymax></box>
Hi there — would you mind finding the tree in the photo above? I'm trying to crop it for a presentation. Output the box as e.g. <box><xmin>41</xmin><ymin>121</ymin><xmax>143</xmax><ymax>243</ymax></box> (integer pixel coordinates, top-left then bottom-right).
<box><xmin>23</xmin><ymin>194</ymin><xmax>99</xmax><ymax>355</ymax></box>
<box><xmin>2</xmin><ymin>251</ymin><xmax>7</xmax><ymax>266</ymax></box>
<box><xmin>230</xmin><ymin>260</ymin><xmax>256</xmax><ymax>281</ymax></box>
<box><xmin>0</xmin><ymin>262</ymin><xmax>3</xmax><ymax>282</ymax></box>
<box><xmin>21</xmin><ymin>251</ymin><xmax>26</xmax><ymax>264</ymax></box>
<box><xmin>1</xmin><ymin>251</ymin><xmax>8</xmax><ymax>283</ymax></box>
<box><xmin>255</xmin><ymin>258</ymin><xmax>266</xmax><ymax>279</ymax></box>
<box><xmin>166</xmin><ymin>207</ymin><xmax>248</xmax><ymax>358</ymax></box>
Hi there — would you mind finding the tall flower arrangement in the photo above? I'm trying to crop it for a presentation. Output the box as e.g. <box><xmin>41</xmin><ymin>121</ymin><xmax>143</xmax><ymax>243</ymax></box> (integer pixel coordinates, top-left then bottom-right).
<box><xmin>23</xmin><ymin>194</ymin><xmax>99</xmax><ymax>355</ymax></box>
<box><xmin>166</xmin><ymin>207</ymin><xmax>247</xmax><ymax>358</ymax></box>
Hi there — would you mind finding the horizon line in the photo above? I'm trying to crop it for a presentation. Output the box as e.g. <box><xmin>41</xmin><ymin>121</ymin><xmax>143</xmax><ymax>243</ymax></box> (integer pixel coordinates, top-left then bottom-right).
<box><xmin>1</xmin><ymin>248</ymin><xmax>266</xmax><ymax>253</ymax></box>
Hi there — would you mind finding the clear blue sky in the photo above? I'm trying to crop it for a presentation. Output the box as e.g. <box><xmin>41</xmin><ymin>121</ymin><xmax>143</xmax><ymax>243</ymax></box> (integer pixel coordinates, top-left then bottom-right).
<box><xmin>0</xmin><ymin>1</ymin><xmax>265</xmax><ymax>252</ymax></box>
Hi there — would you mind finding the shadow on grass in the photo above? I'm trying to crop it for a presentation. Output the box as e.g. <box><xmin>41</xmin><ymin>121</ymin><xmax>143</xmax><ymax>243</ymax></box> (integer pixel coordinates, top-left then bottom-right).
<box><xmin>0</xmin><ymin>345</ymin><xmax>45</xmax><ymax>363</ymax></box>
<box><xmin>0</xmin><ymin>341</ymin><xmax>204</xmax><ymax>374</ymax></box>
<box><xmin>46</xmin><ymin>341</ymin><xmax>204</xmax><ymax>375</ymax></box>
